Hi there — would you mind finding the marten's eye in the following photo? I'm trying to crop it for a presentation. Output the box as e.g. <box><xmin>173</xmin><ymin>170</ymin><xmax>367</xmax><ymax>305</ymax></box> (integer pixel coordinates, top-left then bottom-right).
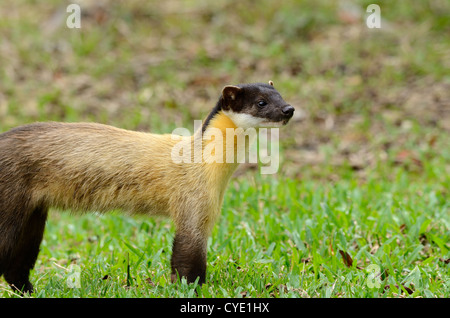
<box><xmin>258</xmin><ymin>100</ymin><xmax>267</xmax><ymax>107</ymax></box>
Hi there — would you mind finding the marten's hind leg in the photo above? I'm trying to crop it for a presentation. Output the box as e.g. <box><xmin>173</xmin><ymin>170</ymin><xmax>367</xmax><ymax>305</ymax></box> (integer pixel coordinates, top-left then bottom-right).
<box><xmin>2</xmin><ymin>206</ymin><xmax>48</xmax><ymax>294</ymax></box>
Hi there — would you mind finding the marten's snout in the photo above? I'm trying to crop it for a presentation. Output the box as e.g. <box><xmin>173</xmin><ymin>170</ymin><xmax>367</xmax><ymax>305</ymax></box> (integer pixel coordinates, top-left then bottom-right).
<box><xmin>282</xmin><ymin>105</ymin><xmax>295</xmax><ymax>117</ymax></box>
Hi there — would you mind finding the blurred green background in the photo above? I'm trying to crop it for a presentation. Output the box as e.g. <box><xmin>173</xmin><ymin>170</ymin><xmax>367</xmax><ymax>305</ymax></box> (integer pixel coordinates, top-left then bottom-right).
<box><xmin>0</xmin><ymin>0</ymin><xmax>449</xmax><ymax>183</ymax></box>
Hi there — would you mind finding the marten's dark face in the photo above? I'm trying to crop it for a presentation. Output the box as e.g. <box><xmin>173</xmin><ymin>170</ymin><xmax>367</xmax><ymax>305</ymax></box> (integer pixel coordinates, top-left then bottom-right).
<box><xmin>221</xmin><ymin>82</ymin><xmax>294</xmax><ymax>129</ymax></box>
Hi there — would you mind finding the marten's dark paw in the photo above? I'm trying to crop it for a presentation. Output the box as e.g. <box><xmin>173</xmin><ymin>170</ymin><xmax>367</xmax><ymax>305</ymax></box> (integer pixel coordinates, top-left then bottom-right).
<box><xmin>10</xmin><ymin>281</ymin><xmax>34</xmax><ymax>295</ymax></box>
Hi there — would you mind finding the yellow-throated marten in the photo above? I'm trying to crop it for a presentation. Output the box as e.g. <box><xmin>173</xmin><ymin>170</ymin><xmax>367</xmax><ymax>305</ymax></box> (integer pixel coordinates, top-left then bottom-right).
<box><xmin>0</xmin><ymin>81</ymin><xmax>294</xmax><ymax>293</ymax></box>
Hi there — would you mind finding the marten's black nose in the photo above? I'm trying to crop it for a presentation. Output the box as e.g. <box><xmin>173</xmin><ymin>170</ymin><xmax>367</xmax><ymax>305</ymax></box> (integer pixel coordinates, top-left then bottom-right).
<box><xmin>282</xmin><ymin>105</ymin><xmax>295</xmax><ymax>116</ymax></box>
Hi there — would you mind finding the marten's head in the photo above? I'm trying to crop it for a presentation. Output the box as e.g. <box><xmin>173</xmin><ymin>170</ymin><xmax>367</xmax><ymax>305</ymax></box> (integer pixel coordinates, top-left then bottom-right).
<box><xmin>219</xmin><ymin>81</ymin><xmax>294</xmax><ymax>129</ymax></box>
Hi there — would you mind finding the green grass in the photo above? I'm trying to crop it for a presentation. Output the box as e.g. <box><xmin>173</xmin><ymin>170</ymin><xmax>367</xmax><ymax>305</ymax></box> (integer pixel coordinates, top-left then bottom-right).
<box><xmin>0</xmin><ymin>0</ymin><xmax>449</xmax><ymax>298</ymax></box>
<box><xmin>1</xmin><ymin>173</ymin><xmax>447</xmax><ymax>298</ymax></box>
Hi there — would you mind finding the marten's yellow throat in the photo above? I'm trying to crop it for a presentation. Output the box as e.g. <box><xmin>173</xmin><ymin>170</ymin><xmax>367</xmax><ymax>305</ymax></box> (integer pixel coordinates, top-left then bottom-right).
<box><xmin>0</xmin><ymin>81</ymin><xmax>294</xmax><ymax>293</ymax></box>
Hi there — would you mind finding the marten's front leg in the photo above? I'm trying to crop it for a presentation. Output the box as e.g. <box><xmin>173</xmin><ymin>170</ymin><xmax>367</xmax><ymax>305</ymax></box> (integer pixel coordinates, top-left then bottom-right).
<box><xmin>170</xmin><ymin>230</ymin><xmax>207</xmax><ymax>285</ymax></box>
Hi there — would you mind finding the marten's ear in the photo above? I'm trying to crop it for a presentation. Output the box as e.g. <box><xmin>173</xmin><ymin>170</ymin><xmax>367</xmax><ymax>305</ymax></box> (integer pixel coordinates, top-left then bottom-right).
<box><xmin>268</xmin><ymin>80</ymin><xmax>274</xmax><ymax>86</ymax></box>
<box><xmin>222</xmin><ymin>85</ymin><xmax>242</xmax><ymax>101</ymax></box>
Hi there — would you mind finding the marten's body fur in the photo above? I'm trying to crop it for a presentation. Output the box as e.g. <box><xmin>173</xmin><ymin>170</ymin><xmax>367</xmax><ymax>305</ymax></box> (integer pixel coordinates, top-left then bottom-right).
<box><xmin>0</xmin><ymin>82</ymin><xmax>293</xmax><ymax>293</ymax></box>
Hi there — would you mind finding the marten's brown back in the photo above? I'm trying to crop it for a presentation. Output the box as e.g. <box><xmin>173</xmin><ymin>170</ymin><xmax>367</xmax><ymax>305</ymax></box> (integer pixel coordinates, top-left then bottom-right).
<box><xmin>0</xmin><ymin>122</ymin><xmax>187</xmax><ymax>216</ymax></box>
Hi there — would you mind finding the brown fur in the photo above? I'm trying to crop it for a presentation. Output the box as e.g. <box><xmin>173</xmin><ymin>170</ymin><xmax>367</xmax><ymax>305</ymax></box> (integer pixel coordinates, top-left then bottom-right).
<box><xmin>0</xmin><ymin>122</ymin><xmax>224</xmax><ymax>291</ymax></box>
<box><xmin>0</xmin><ymin>83</ymin><xmax>293</xmax><ymax>293</ymax></box>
